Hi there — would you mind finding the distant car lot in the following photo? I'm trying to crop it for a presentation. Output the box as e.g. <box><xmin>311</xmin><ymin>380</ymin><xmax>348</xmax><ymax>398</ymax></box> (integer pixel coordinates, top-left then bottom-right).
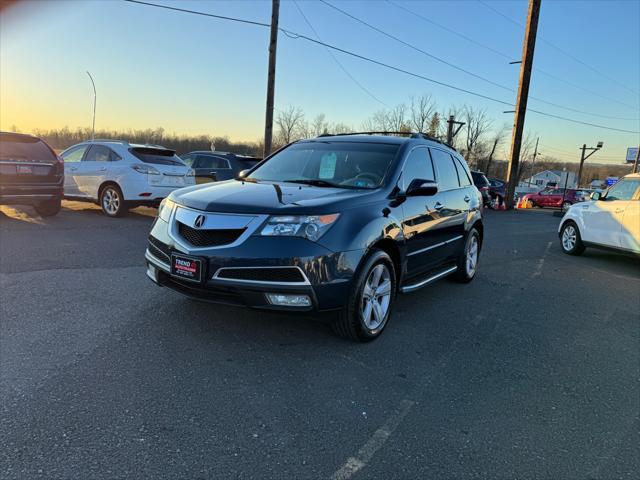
<box><xmin>1</xmin><ymin>202</ymin><xmax>638</xmax><ymax>479</ymax></box>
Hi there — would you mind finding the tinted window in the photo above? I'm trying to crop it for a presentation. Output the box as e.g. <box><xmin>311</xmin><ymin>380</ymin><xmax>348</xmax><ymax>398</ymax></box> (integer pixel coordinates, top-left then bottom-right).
<box><xmin>0</xmin><ymin>133</ymin><xmax>57</xmax><ymax>162</ymax></box>
<box><xmin>61</xmin><ymin>145</ymin><xmax>88</xmax><ymax>163</ymax></box>
<box><xmin>249</xmin><ymin>142</ymin><xmax>399</xmax><ymax>189</ymax></box>
<box><xmin>197</xmin><ymin>155</ymin><xmax>231</xmax><ymax>169</ymax></box>
<box><xmin>470</xmin><ymin>171</ymin><xmax>489</xmax><ymax>187</ymax></box>
<box><xmin>430</xmin><ymin>148</ymin><xmax>459</xmax><ymax>190</ymax></box>
<box><xmin>453</xmin><ymin>157</ymin><xmax>472</xmax><ymax>187</ymax></box>
<box><xmin>84</xmin><ymin>145</ymin><xmax>116</xmax><ymax>162</ymax></box>
<box><xmin>606</xmin><ymin>179</ymin><xmax>640</xmax><ymax>201</ymax></box>
<box><xmin>130</xmin><ymin>147</ymin><xmax>185</xmax><ymax>166</ymax></box>
<box><xmin>180</xmin><ymin>154</ymin><xmax>195</xmax><ymax>167</ymax></box>
<box><xmin>401</xmin><ymin>147</ymin><xmax>435</xmax><ymax>189</ymax></box>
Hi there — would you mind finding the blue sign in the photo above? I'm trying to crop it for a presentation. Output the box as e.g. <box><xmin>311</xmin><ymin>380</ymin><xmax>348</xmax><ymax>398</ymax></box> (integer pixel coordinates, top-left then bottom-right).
<box><xmin>606</xmin><ymin>177</ymin><xmax>618</xmax><ymax>186</ymax></box>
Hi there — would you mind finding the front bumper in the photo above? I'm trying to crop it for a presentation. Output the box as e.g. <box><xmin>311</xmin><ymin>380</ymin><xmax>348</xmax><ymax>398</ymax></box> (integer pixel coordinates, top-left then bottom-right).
<box><xmin>145</xmin><ymin>223</ymin><xmax>364</xmax><ymax>312</ymax></box>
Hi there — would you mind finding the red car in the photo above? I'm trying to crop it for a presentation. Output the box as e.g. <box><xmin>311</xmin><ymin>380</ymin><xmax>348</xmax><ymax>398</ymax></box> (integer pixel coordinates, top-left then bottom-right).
<box><xmin>522</xmin><ymin>188</ymin><xmax>590</xmax><ymax>212</ymax></box>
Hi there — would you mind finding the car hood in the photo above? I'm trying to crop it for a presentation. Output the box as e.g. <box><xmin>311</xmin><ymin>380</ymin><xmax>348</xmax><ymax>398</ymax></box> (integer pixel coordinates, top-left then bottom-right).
<box><xmin>171</xmin><ymin>180</ymin><xmax>383</xmax><ymax>214</ymax></box>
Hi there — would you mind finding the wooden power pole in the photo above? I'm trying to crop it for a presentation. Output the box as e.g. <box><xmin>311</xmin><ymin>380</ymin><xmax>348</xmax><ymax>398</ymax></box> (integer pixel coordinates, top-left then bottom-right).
<box><xmin>263</xmin><ymin>0</ymin><xmax>280</xmax><ymax>158</ymax></box>
<box><xmin>505</xmin><ymin>0</ymin><xmax>541</xmax><ymax>209</ymax></box>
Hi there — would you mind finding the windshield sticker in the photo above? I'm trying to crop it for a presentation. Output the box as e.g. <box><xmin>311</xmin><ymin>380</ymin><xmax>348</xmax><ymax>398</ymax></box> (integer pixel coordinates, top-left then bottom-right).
<box><xmin>319</xmin><ymin>152</ymin><xmax>337</xmax><ymax>179</ymax></box>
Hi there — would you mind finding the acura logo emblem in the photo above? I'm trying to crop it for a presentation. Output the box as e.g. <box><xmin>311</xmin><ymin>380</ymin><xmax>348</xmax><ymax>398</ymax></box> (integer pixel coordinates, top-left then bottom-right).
<box><xmin>193</xmin><ymin>214</ymin><xmax>206</xmax><ymax>228</ymax></box>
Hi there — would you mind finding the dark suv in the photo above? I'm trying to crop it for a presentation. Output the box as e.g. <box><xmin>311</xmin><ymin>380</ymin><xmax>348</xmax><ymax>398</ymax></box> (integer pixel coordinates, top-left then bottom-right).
<box><xmin>179</xmin><ymin>151</ymin><xmax>261</xmax><ymax>184</ymax></box>
<box><xmin>145</xmin><ymin>133</ymin><xmax>483</xmax><ymax>341</ymax></box>
<box><xmin>0</xmin><ymin>132</ymin><xmax>64</xmax><ymax>216</ymax></box>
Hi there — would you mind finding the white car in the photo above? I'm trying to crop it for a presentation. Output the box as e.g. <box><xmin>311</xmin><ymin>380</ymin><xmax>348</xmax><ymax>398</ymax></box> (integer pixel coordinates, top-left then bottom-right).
<box><xmin>60</xmin><ymin>140</ymin><xmax>195</xmax><ymax>217</ymax></box>
<box><xmin>559</xmin><ymin>173</ymin><xmax>640</xmax><ymax>256</ymax></box>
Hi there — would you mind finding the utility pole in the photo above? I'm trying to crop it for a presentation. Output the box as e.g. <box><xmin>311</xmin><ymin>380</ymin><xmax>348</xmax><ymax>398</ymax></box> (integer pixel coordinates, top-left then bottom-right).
<box><xmin>527</xmin><ymin>136</ymin><xmax>539</xmax><ymax>187</ymax></box>
<box><xmin>633</xmin><ymin>144</ymin><xmax>640</xmax><ymax>174</ymax></box>
<box><xmin>577</xmin><ymin>141</ymin><xmax>603</xmax><ymax>187</ymax></box>
<box><xmin>86</xmin><ymin>71</ymin><xmax>96</xmax><ymax>141</ymax></box>
<box><xmin>505</xmin><ymin>0</ymin><xmax>540</xmax><ymax>209</ymax></box>
<box><xmin>446</xmin><ymin>115</ymin><xmax>464</xmax><ymax>146</ymax></box>
<box><xmin>263</xmin><ymin>0</ymin><xmax>280</xmax><ymax>158</ymax></box>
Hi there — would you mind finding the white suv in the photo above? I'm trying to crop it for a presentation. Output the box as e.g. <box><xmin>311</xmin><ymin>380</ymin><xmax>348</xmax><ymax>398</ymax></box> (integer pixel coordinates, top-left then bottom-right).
<box><xmin>559</xmin><ymin>173</ymin><xmax>640</xmax><ymax>256</ymax></box>
<box><xmin>60</xmin><ymin>140</ymin><xmax>195</xmax><ymax>217</ymax></box>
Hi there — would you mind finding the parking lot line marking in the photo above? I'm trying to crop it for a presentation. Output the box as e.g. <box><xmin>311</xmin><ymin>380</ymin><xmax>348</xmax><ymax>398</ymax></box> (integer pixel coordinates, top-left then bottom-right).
<box><xmin>330</xmin><ymin>399</ymin><xmax>415</xmax><ymax>480</ymax></box>
<box><xmin>531</xmin><ymin>241</ymin><xmax>553</xmax><ymax>279</ymax></box>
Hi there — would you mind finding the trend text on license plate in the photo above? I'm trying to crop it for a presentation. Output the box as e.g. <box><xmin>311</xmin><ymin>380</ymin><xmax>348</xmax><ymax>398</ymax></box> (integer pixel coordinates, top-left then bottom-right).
<box><xmin>170</xmin><ymin>254</ymin><xmax>203</xmax><ymax>283</ymax></box>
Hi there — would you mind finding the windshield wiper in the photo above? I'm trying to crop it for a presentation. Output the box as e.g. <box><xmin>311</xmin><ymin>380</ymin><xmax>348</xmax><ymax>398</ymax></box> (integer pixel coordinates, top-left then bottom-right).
<box><xmin>283</xmin><ymin>179</ymin><xmax>341</xmax><ymax>188</ymax></box>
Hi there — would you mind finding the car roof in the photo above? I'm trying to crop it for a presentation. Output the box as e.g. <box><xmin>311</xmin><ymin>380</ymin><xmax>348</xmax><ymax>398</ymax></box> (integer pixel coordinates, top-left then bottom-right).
<box><xmin>0</xmin><ymin>131</ymin><xmax>42</xmax><ymax>140</ymax></box>
<box><xmin>624</xmin><ymin>173</ymin><xmax>640</xmax><ymax>179</ymax></box>
<box><xmin>299</xmin><ymin>133</ymin><xmax>458</xmax><ymax>152</ymax></box>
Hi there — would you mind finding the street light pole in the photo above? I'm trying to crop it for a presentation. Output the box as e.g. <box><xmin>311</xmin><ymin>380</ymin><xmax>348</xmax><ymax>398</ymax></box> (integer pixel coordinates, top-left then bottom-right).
<box><xmin>577</xmin><ymin>141</ymin><xmax>603</xmax><ymax>187</ymax></box>
<box><xmin>86</xmin><ymin>71</ymin><xmax>96</xmax><ymax>140</ymax></box>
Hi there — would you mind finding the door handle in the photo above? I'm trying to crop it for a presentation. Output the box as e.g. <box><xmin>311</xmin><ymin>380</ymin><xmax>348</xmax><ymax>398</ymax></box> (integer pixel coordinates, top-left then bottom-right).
<box><xmin>99</xmin><ymin>167</ymin><xmax>107</xmax><ymax>172</ymax></box>
<box><xmin>614</xmin><ymin>208</ymin><xmax>624</xmax><ymax>213</ymax></box>
<box><xmin>70</xmin><ymin>167</ymin><xmax>78</xmax><ymax>171</ymax></box>
<box><xmin>433</xmin><ymin>202</ymin><xmax>444</xmax><ymax>210</ymax></box>
<box><xmin>464</xmin><ymin>195</ymin><xmax>471</xmax><ymax>202</ymax></box>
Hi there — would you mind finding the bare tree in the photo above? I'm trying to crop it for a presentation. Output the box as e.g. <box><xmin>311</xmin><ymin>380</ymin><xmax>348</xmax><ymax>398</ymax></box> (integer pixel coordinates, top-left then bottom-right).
<box><xmin>362</xmin><ymin>109</ymin><xmax>391</xmax><ymax>131</ymax></box>
<box><xmin>276</xmin><ymin>106</ymin><xmax>305</xmax><ymax>144</ymax></box>
<box><xmin>463</xmin><ymin>106</ymin><xmax>492</xmax><ymax>167</ymax></box>
<box><xmin>311</xmin><ymin>113</ymin><xmax>328</xmax><ymax>136</ymax></box>
<box><xmin>515</xmin><ymin>132</ymin><xmax>537</xmax><ymax>183</ymax></box>
<box><xmin>409</xmin><ymin>94</ymin><xmax>436</xmax><ymax>133</ymax></box>
<box><xmin>388</xmin><ymin>104</ymin><xmax>409</xmax><ymax>131</ymax></box>
<box><xmin>427</xmin><ymin>112</ymin><xmax>441</xmax><ymax>138</ymax></box>
<box><xmin>483</xmin><ymin>123</ymin><xmax>510</xmax><ymax>175</ymax></box>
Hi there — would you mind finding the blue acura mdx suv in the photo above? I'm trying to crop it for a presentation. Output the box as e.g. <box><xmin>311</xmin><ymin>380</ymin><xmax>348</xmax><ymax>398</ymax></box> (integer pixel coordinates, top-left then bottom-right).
<box><xmin>145</xmin><ymin>133</ymin><xmax>483</xmax><ymax>341</ymax></box>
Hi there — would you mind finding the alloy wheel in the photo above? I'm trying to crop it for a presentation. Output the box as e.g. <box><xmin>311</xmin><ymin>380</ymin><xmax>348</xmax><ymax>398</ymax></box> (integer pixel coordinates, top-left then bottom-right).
<box><xmin>562</xmin><ymin>225</ymin><xmax>577</xmax><ymax>251</ymax></box>
<box><xmin>102</xmin><ymin>187</ymin><xmax>120</xmax><ymax>215</ymax></box>
<box><xmin>361</xmin><ymin>264</ymin><xmax>392</xmax><ymax>330</ymax></box>
<box><xmin>466</xmin><ymin>235</ymin><xmax>479</xmax><ymax>276</ymax></box>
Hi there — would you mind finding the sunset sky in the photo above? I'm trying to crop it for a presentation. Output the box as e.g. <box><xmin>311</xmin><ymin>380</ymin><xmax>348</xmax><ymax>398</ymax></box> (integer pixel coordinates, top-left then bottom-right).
<box><xmin>1</xmin><ymin>0</ymin><xmax>638</xmax><ymax>163</ymax></box>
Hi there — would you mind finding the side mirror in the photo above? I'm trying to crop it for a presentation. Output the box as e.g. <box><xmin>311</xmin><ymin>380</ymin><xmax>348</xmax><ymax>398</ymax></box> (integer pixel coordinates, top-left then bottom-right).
<box><xmin>590</xmin><ymin>191</ymin><xmax>601</xmax><ymax>201</ymax></box>
<box><xmin>407</xmin><ymin>179</ymin><xmax>438</xmax><ymax>197</ymax></box>
<box><xmin>237</xmin><ymin>169</ymin><xmax>249</xmax><ymax>179</ymax></box>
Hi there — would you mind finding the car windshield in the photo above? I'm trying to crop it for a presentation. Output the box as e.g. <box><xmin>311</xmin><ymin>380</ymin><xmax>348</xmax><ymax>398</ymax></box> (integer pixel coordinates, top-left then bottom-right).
<box><xmin>247</xmin><ymin>141</ymin><xmax>400</xmax><ymax>189</ymax></box>
<box><xmin>130</xmin><ymin>147</ymin><xmax>186</xmax><ymax>166</ymax></box>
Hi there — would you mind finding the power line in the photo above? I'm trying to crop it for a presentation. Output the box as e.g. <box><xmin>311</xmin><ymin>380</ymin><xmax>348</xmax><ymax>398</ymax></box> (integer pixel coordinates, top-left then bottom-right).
<box><xmin>476</xmin><ymin>0</ymin><xmax>640</xmax><ymax>97</ymax></box>
<box><xmin>292</xmin><ymin>0</ymin><xmax>388</xmax><ymax>107</ymax></box>
<box><xmin>388</xmin><ymin>0</ymin><xmax>640</xmax><ymax>113</ymax></box>
<box><xmin>124</xmin><ymin>0</ymin><xmax>640</xmax><ymax>135</ymax></box>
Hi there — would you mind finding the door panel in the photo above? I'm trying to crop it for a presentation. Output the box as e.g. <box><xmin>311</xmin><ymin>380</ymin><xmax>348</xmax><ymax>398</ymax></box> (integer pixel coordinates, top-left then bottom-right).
<box><xmin>620</xmin><ymin>201</ymin><xmax>639</xmax><ymax>252</ymax></box>
<box><xmin>60</xmin><ymin>145</ymin><xmax>89</xmax><ymax>197</ymax></box>
<box><xmin>582</xmin><ymin>200</ymin><xmax>628</xmax><ymax>247</ymax></box>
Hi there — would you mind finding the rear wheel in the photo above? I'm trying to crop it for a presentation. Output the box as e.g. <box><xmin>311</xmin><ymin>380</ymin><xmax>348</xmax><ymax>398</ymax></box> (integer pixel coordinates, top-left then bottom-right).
<box><xmin>452</xmin><ymin>228</ymin><xmax>480</xmax><ymax>283</ymax></box>
<box><xmin>34</xmin><ymin>197</ymin><xmax>61</xmax><ymax>217</ymax></box>
<box><xmin>331</xmin><ymin>249</ymin><xmax>396</xmax><ymax>342</ymax></box>
<box><xmin>100</xmin><ymin>184</ymin><xmax>127</xmax><ymax>217</ymax></box>
<box><xmin>560</xmin><ymin>221</ymin><xmax>585</xmax><ymax>255</ymax></box>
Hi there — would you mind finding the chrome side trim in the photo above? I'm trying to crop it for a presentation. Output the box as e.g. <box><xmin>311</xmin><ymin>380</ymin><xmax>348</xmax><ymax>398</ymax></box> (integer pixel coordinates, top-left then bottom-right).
<box><xmin>212</xmin><ymin>266</ymin><xmax>311</xmax><ymax>286</ymax></box>
<box><xmin>406</xmin><ymin>235</ymin><xmax>464</xmax><ymax>257</ymax></box>
<box><xmin>400</xmin><ymin>266</ymin><xmax>457</xmax><ymax>293</ymax></box>
<box><xmin>145</xmin><ymin>249</ymin><xmax>171</xmax><ymax>273</ymax></box>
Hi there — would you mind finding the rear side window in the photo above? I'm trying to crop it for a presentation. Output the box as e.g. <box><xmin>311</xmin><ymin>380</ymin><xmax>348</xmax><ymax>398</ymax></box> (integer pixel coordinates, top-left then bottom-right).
<box><xmin>180</xmin><ymin>154</ymin><xmax>195</xmax><ymax>167</ymax></box>
<box><xmin>0</xmin><ymin>133</ymin><xmax>57</xmax><ymax>162</ymax></box>
<box><xmin>453</xmin><ymin>157</ymin><xmax>472</xmax><ymax>187</ymax></box>
<box><xmin>84</xmin><ymin>145</ymin><xmax>119</xmax><ymax>162</ymax></box>
<box><xmin>197</xmin><ymin>155</ymin><xmax>231</xmax><ymax>169</ymax></box>
<box><xmin>61</xmin><ymin>145</ymin><xmax>88</xmax><ymax>163</ymax></box>
<box><xmin>130</xmin><ymin>147</ymin><xmax>185</xmax><ymax>166</ymax></box>
<box><xmin>430</xmin><ymin>148</ymin><xmax>459</xmax><ymax>190</ymax></box>
<box><xmin>401</xmin><ymin>147</ymin><xmax>435</xmax><ymax>189</ymax></box>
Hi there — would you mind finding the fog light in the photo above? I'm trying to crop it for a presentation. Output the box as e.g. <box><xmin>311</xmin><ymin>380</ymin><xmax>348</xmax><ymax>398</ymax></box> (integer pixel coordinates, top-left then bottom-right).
<box><xmin>266</xmin><ymin>293</ymin><xmax>311</xmax><ymax>307</ymax></box>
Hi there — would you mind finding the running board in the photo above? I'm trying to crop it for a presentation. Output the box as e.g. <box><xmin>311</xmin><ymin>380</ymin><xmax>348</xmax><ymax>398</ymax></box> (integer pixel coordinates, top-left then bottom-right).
<box><xmin>400</xmin><ymin>266</ymin><xmax>458</xmax><ymax>293</ymax></box>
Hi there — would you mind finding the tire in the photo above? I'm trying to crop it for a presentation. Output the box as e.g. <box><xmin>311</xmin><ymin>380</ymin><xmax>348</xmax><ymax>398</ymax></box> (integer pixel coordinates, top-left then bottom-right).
<box><xmin>560</xmin><ymin>221</ymin><xmax>585</xmax><ymax>256</ymax></box>
<box><xmin>451</xmin><ymin>228</ymin><xmax>480</xmax><ymax>283</ymax></box>
<box><xmin>331</xmin><ymin>249</ymin><xmax>396</xmax><ymax>342</ymax></box>
<box><xmin>34</xmin><ymin>197</ymin><xmax>61</xmax><ymax>217</ymax></box>
<box><xmin>561</xmin><ymin>201</ymin><xmax>572</xmax><ymax>213</ymax></box>
<box><xmin>99</xmin><ymin>184</ymin><xmax>128</xmax><ymax>217</ymax></box>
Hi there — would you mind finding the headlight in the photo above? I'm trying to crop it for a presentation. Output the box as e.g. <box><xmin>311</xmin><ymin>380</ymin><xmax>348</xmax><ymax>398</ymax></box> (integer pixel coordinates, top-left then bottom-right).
<box><xmin>258</xmin><ymin>214</ymin><xmax>340</xmax><ymax>242</ymax></box>
<box><xmin>158</xmin><ymin>198</ymin><xmax>175</xmax><ymax>222</ymax></box>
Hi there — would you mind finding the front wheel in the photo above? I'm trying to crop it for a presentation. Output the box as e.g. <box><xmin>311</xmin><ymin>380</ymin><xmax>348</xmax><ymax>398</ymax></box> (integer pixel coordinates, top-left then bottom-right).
<box><xmin>451</xmin><ymin>228</ymin><xmax>480</xmax><ymax>283</ymax></box>
<box><xmin>331</xmin><ymin>249</ymin><xmax>396</xmax><ymax>342</ymax></box>
<box><xmin>34</xmin><ymin>197</ymin><xmax>61</xmax><ymax>217</ymax></box>
<box><xmin>100</xmin><ymin>184</ymin><xmax>127</xmax><ymax>217</ymax></box>
<box><xmin>560</xmin><ymin>221</ymin><xmax>585</xmax><ymax>255</ymax></box>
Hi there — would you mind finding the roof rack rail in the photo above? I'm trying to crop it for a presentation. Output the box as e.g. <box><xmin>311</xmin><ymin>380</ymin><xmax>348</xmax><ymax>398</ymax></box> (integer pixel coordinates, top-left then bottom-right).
<box><xmin>316</xmin><ymin>131</ymin><xmax>457</xmax><ymax>152</ymax></box>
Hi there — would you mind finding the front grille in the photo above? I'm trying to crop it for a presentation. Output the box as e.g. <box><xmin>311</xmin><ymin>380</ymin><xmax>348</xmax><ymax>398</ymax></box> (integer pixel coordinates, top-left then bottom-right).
<box><xmin>216</xmin><ymin>267</ymin><xmax>306</xmax><ymax>283</ymax></box>
<box><xmin>177</xmin><ymin>222</ymin><xmax>245</xmax><ymax>248</ymax></box>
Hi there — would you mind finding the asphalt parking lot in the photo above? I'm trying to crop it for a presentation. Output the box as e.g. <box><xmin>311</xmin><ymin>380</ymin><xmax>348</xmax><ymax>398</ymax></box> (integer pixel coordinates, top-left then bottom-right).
<box><xmin>1</xmin><ymin>202</ymin><xmax>638</xmax><ymax>479</ymax></box>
